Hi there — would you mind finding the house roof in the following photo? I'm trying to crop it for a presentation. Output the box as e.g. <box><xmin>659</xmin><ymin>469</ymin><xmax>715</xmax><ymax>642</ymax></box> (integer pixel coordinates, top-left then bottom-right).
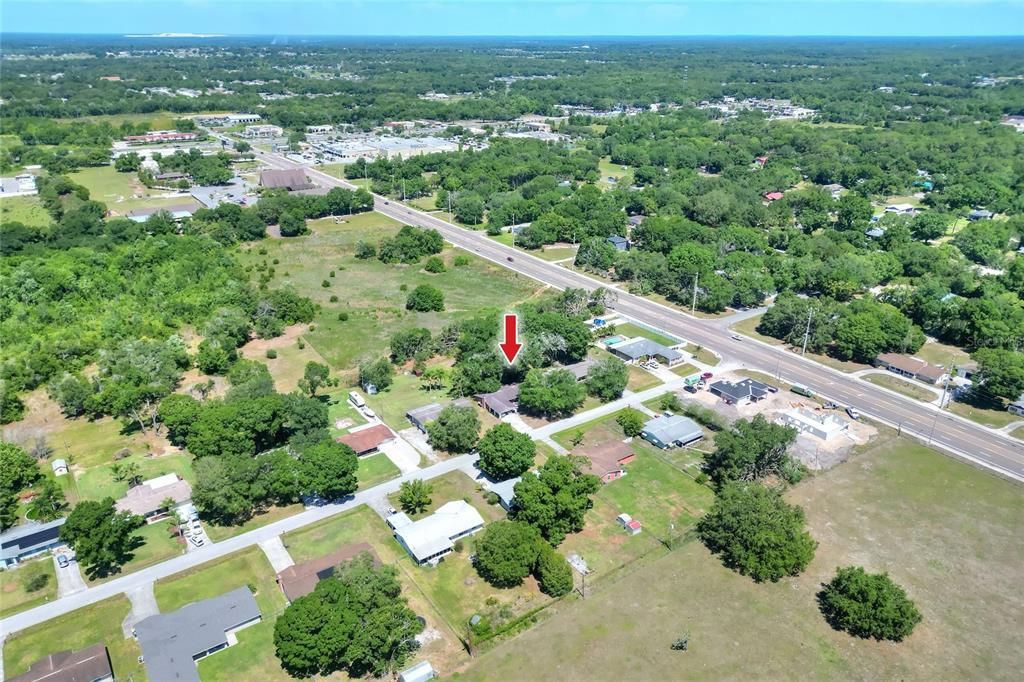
<box><xmin>115</xmin><ymin>474</ymin><xmax>192</xmax><ymax>516</ymax></box>
<box><xmin>478</xmin><ymin>384</ymin><xmax>520</xmax><ymax>415</ymax></box>
<box><xmin>710</xmin><ymin>378</ymin><xmax>771</xmax><ymax>402</ymax></box>
<box><xmin>641</xmin><ymin>415</ymin><xmax>704</xmax><ymax>446</ymax></box>
<box><xmin>0</xmin><ymin>518</ymin><xmax>66</xmax><ymax>562</ymax></box>
<box><xmin>969</xmin><ymin>209</ymin><xmax>993</xmax><ymax>218</ymax></box>
<box><xmin>407</xmin><ymin>399</ymin><xmax>472</xmax><ymax>426</ymax></box>
<box><xmin>276</xmin><ymin>544</ymin><xmax>378</xmax><ymax>602</ymax></box>
<box><xmin>259</xmin><ymin>168</ymin><xmax>313</xmax><ymax>190</ymax></box>
<box><xmin>865</xmin><ymin>227</ymin><xmax>885</xmax><ymax>238</ymax></box>
<box><xmin>489</xmin><ymin>477</ymin><xmax>521</xmax><ymax>508</ymax></box>
<box><xmin>763</xmin><ymin>191</ymin><xmax>784</xmax><ymax>201</ymax></box>
<box><xmin>781</xmin><ymin>408</ymin><xmax>848</xmax><ymax>436</ymax></box>
<box><xmin>338</xmin><ymin>424</ymin><xmax>394</xmax><ymax>454</ymax></box>
<box><xmin>577</xmin><ymin>440</ymin><xmax>634</xmax><ymax>476</ymax></box>
<box><xmin>607</xmin><ymin>235</ymin><xmax>629</xmax><ymax>247</ymax></box>
<box><xmin>399</xmin><ymin>661</ymin><xmax>436</xmax><ymax>682</ymax></box>
<box><xmin>1011</xmin><ymin>393</ymin><xmax>1024</xmax><ymax>408</ymax></box>
<box><xmin>136</xmin><ymin>587</ymin><xmax>261</xmax><ymax>682</ymax></box>
<box><xmin>8</xmin><ymin>644</ymin><xmax>112</xmax><ymax>682</ymax></box>
<box><xmin>561</xmin><ymin>359</ymin><xmax>595</xmax><ymax>381</ymax></box>
<box><xmin>125</xmin><ymin>202</ymin><xmax>198</xmax><ymax>220</ymax></box>
<box><xmin>610</xmin><ymin>337</ymin><xmax>683</xmax><ymax>362</ymax></box>
<box><xmin>876</xmin><ymin>353</ymin><xmax>945</xmax><ymax>381</ymax></box>
<box><xmin>394</xmin><ymin>501</ymin><xmax>485</xmax><ymax>563</ymax></box>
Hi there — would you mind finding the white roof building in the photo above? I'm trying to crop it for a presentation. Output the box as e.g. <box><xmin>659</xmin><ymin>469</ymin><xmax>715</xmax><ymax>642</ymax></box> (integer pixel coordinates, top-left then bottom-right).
<box><xmin>391</xmin><ymin>500</ymin><xmax>485</xmax><ymax>565</ymax></box>
<box><xmin>777</xmin><ymin>408</ymin><xmax>849</xmax><ymax>441</ymax></box>
<box><xmin>398</xmin><ymin>661</ymin><xmax>436</xmax><ymax>682</ymax></box>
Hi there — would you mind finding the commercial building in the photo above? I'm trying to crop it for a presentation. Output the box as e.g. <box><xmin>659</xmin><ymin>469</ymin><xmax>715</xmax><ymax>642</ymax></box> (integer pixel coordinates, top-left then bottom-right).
<box><xmin>259</xmin><ymin>168</ymin><xmax>313</xmax><ymax>191</ymax></box>
<box><xmin>874</xmin><ymin>353</ymin><xmax>948</xmax><ymax>385</ymax></box>
<box><xmin>709</xmin><ymin>378</ymin><xmax>773</xmax><ymax>405</ymax></box>
<box><xmin>124</xmin><ymin>131</ymin><xmax>199</xmax><ymax>145</ymax></box>
<box><xmin>8</xmin><ymin>644</ymin><xmax>113</xmax><ymax>682</ymax></box>
<box><xmin>1008</xmin><ymin>394</ymin><xmax>1024</xmax><ymax>417</ymax></box>
<box><xmin>477</xmin><ymin>384</ymin><xmax>520</xmax><ymax>417</ymax></box>
<box><xmin>406</xmin><ymin>399</ymin><xmax>472</xmax><ymax>433</ymax></box>
<box><xmin>577</xmin><ymin>440</ymin><xmax>636</xmax><ymax>483</ymax></box>
<box><xmin>136</xmin><ymin>587</ymin><xmax>261</xmax><ymax>682</ymax></box>
<box><xmin>389</xmin><ymin>500</ymin><xmax>485</xmax><ymax>565</ymax></box>
<box><xmin>115</xmin><ymin>473</ymin><xmax>192</xmax><ymax>521</ymax></box>
<box><xmin>196</xmin><ymin>113</ymin><xmax>262</xmax><ymax>126</ymax></box>
<box><xmin>777</xmin><ymin>408</ymin><xmax>849</xmax><ymax>441</ymax></box>
<box><xmin>639</xmin><ymin>415</ymin><xmax>703</xmax><ymax>449</ymax></box>
<box><xmin>607</xmin><ymin>337</ymin><xmax>684</xmax><ymax>367</ymax></box>
<box><xmin>242</xmin><ymin>124</ymin><xmax>284</xmax><ymax>138</ymax></box>
<box><xmin>276</xmin><ymin>544</ymin><xmax>378</xmax><ymax>602</ymax></box>
<box><xmin>0</xmin><ymin>518</ymin><xmax>66</xmax><ymax>568</ymax></box>
<box><xmin>338</xmin><ymin>424</ymin><xmax>394</xmax><ymax>456</ymax></box>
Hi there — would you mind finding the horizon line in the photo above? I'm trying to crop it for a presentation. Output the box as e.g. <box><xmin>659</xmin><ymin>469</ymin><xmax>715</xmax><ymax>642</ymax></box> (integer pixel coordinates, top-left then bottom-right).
<box><xmin>3</xmin><ymin>32</ymin><xmax>1024</xmax><ymax>39</ymax></box>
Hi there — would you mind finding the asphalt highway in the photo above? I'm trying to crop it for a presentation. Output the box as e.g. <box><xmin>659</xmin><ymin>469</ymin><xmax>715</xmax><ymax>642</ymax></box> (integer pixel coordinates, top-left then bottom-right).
<box><xmin>258</xmin><ymin>149</ymin><xmax>1024</xmax><ymax>483</ymax></box>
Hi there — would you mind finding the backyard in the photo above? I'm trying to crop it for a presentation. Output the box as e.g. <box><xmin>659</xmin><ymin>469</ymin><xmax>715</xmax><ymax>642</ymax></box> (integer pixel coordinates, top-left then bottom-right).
<box><xmin>386</xmin><ymin>470</ymin><xmax>505</xmax><ymax>524</ymax></box>
<box><xmin>464</xmin><ymin>435</ymin><xmax>1024</xmax><ymax>681</ymax></box>
<box><xmin>87</xmin><ymin>520</ymin><xmax>184</xmax><ymax>584</ymax></box>
<box><xmin>0</xmin><ymin>557</ymin><xmax>57</xmax><ymax>618</ymax></box>
<box><xmin>0</xmin><ymin>194</ymin><xmax>51</xmax><ymax>227</ymax></box>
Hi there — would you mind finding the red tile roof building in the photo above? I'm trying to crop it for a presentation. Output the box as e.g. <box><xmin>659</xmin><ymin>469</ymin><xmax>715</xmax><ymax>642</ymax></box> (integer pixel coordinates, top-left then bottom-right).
<box><xmin>338</xmin><ymin>424</ymin><xmax>394</xmax><ymax>455</ymax></box>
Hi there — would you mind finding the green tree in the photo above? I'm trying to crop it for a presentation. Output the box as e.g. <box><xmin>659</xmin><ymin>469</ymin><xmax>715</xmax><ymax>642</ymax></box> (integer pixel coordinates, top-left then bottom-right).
<box><xmin>702</xmin><ymin>415</ymin><xmax>799</xmax><ymax>488</ymax></box>
<box><xmin>424</xmin><ymin>256</ymin><xmax>446</xmax><ymax>273</ymax></box>
<box><xmin>390</xmin><ymin>328</ymin><xmax>433</xmax><ymax>363</ymax></box>
<box><xmin>697</xmin><ymin>482</ymin><xmax>817</xmax><ymax>582</ymax></box>
<box><xmin>818</xmin><ymin>566</ymin><xmax>922</xmax><ymax>641</ymax></box>
<box><xmin>454</xmin><ymin>194</ymin><xmax>486</xmax><ymax>224</ymax></box>
<box><xmin>359</xmin><ymin>358</ymin><xmax>394</xmax><ymax>392</ymax></box>
<box><xmin>298</xmin><ymin>361</ymin><xmax>337</xmax><ymax>397</ymax></box>
<box><xmin>398</xmin><ymin>479</ymin><xmax>432</xmax><ymax>514</ymax></box>
<box><xmin>406</xmin><ymin>284</ymin><xmax>445</xmax><ymax>312</ymax></box>
<box><xmin>28</xmin><ymin>477</ymin><xmax>67</xmax><ymax>522</ymax></box>
<box><xmin>196</xmin><ymin>338</ymin><xmax>235</xmax><ymax>375</ymax></box>
<box><xmin>426</xmin><ymin>404</ymin><xmax>480</xmax><ymax>453</ymax></box>
<box><xmin>300</xmin><ymin>440</ymin><xmax>358</xmax><ymax>501</ymax></box>
<box><xmin>419</xmin><ymin>365</ymin><xmax>449</xmax><ymax>392</ymax></box>
<box><xmin>477</xmin><ymin>423</ymin><xmax>536</xmax><ymax>481</ymax></box>
<box><xmin>114</xmin><ymin>152</ymin><xmax>141</xmax><ymax>172</ymax></box>
<box><xmin>48</xmin><ymin>373</ymin><xmax>93</xmax><ymax>417</ymax></box>
<box><xmin>585</xmin><ymin>358</ymin><xmax>630</xmax><ymax>402</ymax></box>
<box><xmin>0</xmin><ymin>442</ymin><xmax>42</xmax><ymax>530</ymax></box>
<box><xmin>59</xmin><ymin>498</ymin><xmax>145</xmax><ymax>578</ymax></box>
<box><xmin>535</xmin><ymin>543</ymin><xmax>573</xmax><ymax>597</ymax></box>
<box><xmin>192</xmin><ymin>453</ymin><xmax>260</xmax><ymax>525</ymax></box>
<box><xmin>279</xmin><ymin>211</ymin><xmax>307</xmax><ymax>237</ymax></box>
<box><xmin>518</xmin><ymin>368</ymin><xmax>586</xmax><ymax>418</ymax></box>
<box><xmin>616</xmin><ymin>408</ymin><xmax>647</xmax><ymax>438</ymax></box>
<box><xmin>273</xmin><ymin>553</ymin><xmax>423</xmax><ymax>678</ymax></box>
<box><xmin>473</xmin><ymin>520</ymin><xmax>543</xmax><ymax>588</ymax></box>
<box><xmin>971</xmin><ymin>348</ymin><xmax>1024</xmax><ymax>401</ymax></box>
<box><xmin>512</xmin><ymin>455</ymin><xmax>600</xmax><ymax>545</ymax></box>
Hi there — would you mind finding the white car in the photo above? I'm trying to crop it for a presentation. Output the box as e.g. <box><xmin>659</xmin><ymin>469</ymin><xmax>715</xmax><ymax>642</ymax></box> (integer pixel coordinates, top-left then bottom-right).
<box><xmin>190</xmin><ymin>535</ymin><xmax>205</xmax><ymax>547</ymax></box>
<box><xmin>846</xmin><ymin>407</ymin><xmax>861</xmax><ymax>420</ymax></box>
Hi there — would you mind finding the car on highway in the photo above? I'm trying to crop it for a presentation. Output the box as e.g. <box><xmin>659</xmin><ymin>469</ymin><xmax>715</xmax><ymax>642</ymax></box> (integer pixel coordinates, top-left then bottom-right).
<box><xmin>846</xmin><ymin>407</ymin><xmax>861</xmax><ymax>420</ymax></box>
<box><xmin>730</xmin><ymin>334</ymin><xmax>742</xmax><ymax>341</ymax></box>
<box><xmin>507</xmin><ymin>256</ymin><xmax>514</xmax><ymax>262</ymax></box>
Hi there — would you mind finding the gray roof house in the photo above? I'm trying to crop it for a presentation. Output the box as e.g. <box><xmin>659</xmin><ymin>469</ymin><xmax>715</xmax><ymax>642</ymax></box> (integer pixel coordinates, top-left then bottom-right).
<box><xmin>489</xmin><ymin>476</ymin><xmax>522</xmax><ymax>512</ymax></box>
<box><xmin>0</xmin><ymin>518</ymin><xmax>66</xmax><ymax>568</ymax></box>
<box><xmin>562</xmin><ymin>359</ymin><xmax>596</xmax><ymax>381</ymax></box>
<box><xmin>606</xmin><ymin>235</ymin><xmax>629</xmax><ymax>251</ymax></box>
<box><xmin>399</xmin><ymin>661</ymin><xmax>436</xmax><ymax>682</ymax></box>
<box><xmin>477</xmin><ymin>384</ymin><xmax>520</xmax><ymax>417</ymax></box>
<box><xmin>1009</xmin><ymin>393</ymin><xmax>1024</xmax><ymax>417</ymax></box>
<box><xmin>968</xmin><ymin>209</ymin><xmax>993</xmax><ymax>221</ymax></box>
<box><xmin>8</xmin><ymin>644</ymin><xmax>113</xmax><ymax>682</ymax></box>
<box><xmin>135</xmin><ymin>587</ymin><xmax>262</xmax><ymax>682</ymax></box>
<box><xmin>709</xmin><ymin>378</ymin><xmax>773</xmax><ymax>405</ymax></box>
<box><xmin>640</xmin><ymin>415</ymin><xmax>704</xmax><ymax>449</ymax></box>
<box><xmin>608</xmin><ymin>338</ymin><xmax>684</xmax><ymax>367</ymax></box>
<box><xmin>407</xmin><ymin>399</ymin><xmax>472</xmax><ymax>433</ymax></box>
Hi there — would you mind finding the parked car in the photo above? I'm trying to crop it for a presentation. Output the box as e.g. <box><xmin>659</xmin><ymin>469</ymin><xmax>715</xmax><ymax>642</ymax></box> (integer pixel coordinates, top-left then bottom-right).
<box><xmin>791</xmin><ymin>385</ymin><xmax>815</xmax><ymax>398</ymax></box>
<box><xmin>190</xmin><ymin>536</ymin><xmax>205</xmax><ymax>547</ymax></box>
<box><xmin>57</xmin><ymin>554</ymin><xmax>70</xmax><ymax>568</ymax></box>
<box><xmin>823</xmin><ymin>402</ymin><xmax>839</xmax><ymax>410</ymax></box>
<box><xmin>846</xmin><ymin>407</ymin><xmax>861</xmax><ymax>420</ymax></box>
<box><xmin>700</xmin><ymin>372</ymin><xmax>713</xmax><ymax>380</ymax></box>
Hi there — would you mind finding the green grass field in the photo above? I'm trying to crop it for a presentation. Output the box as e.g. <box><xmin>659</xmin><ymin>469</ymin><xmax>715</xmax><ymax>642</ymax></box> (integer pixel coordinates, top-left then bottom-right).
<box><xmin>597</xmin><ymin>157</ymin><xmax>632</xmax><ymax>191</ymax></box>
<box><xmin>682</xmin><ymin>343</ymin><xmax>720</xmax><ymax>366</ymax></box>
<box><xmin>204</xmin><ymin>503</ymin><xmax>305</xmax><ymax>542</ymax></box>
<box><xmin>669</xmin><ymin>363</ymin><xmax>699</xmax><ymax>378</ymax></box>
<box><xmin>0</xmin><ymin>195</ymin><xmax>51</xmax><ymax>228</ymax></box>
<box><xmin>947</xmin><ymin>399</ymin><xmax>1021</xmax><ymax>429</ymax></box>
<box><xmin>3</xmin><ymin>596</ymin><xmax>145</xmax><ymax>681</ymax></box>
<box><xmin>70</xmin><ymin>165</ymin><xmax>188</xmax><ymax>211</ymax></box>
<box><xmin>862</xmin><ymin>373</ymin><xmax>939</xmax><ymax>402</ymax></box>
<box><xmin>914</xmin><ymin>340</ymin><xmax>972</xmax><ymax>370</ymax></box>
<box><xmin>0</xmin><ymin>557</ymin><xmax>57</xmax><ymax>618</ymax></box>
<box><xmin>365</xmin><ymin>371</ymin><xmax>450</xmax><ymax>431</ymax></box>
<box><xmin>283</xmin><ymin>505</ymin><xmax>401</xmax><ymax>564</ymax></box>
<box><xmin>357</xmin><ymin>452</ymin><xmax>401</xmax><ymax>488</ymax></box>
<box><xmin>465</xmin><ymin>436</ymin><xmax>1024</xmax><ymax>681</ymax></box>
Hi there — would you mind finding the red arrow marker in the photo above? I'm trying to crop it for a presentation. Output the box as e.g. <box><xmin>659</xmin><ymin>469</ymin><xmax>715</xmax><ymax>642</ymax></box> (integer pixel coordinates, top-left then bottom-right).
<box><xmin>499</xmin><ymin>313</ymin><xmax>523</xmax><ymax>364</ymax></box>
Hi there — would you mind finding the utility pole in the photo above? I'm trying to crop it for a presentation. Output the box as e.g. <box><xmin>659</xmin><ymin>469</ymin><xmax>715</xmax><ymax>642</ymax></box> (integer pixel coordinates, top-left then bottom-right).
<box><xmin>511</xmin><ymin>211</ymin><xmax>516</xmax><ymax>248</ymax></box>
<box><xmin>691</xmin><ymin>273</ymin><xmax>699</xmax><ymax>314</ymax></box>
<box><xmin>801</xmin><ymin>307</ymin><xmax>814</xmax><ymax>356</ymax></box>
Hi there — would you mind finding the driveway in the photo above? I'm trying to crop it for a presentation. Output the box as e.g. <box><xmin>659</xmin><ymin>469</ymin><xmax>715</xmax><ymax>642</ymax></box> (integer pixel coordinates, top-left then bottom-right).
<box><xmin>378</xmin><ymin>435</ymin><xmax>422</xmax><ymax>474</ymax></box>
<box><xmin>53</xmin><ymin>550</ymin><xmax>86</xmax><ymax>598</ymax></box>
<box><xmin>121</xmin><ymin>582</ymin><xmax>159</xmax><ymax>637</ymax></box>
<box><xmin>258</xmin><ymin>536</ymin><xmax>295</xmax><ymax>573</ymax></box>
<box><xmin>399</xmin><ymin>427</ymin><xmax>435</xmax><ymax>463</ymax></box>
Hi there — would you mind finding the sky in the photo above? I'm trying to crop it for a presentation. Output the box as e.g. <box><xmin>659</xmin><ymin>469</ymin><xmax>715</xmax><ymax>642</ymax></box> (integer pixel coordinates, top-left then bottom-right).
<box><xmin>2</xmin><ymin>0</ymin><xmax>1024</xmax><ymax>37</ymax></box>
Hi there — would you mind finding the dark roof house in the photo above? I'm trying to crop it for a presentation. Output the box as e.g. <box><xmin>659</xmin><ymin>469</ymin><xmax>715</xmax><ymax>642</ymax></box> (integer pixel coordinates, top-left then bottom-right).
<box><xmin>577</xmin><ymin>441</ymin><xmax>636</xmax><ymax>483</ymax></box>
<box><xmin>276</xmin><ymin>544</ymin><xmax>378</xmax><ymax>602</ymax></box>
<box><xmin>606</xmin><ymin>235</ymin><xmax>629</xmax><ymax>251</ymax></box>
<box><xmin>0</xmin><ymin>518</ymin><xmax>66</xmax><ymax>568</ymax></box>
<box><xmin>477</xmin><ymin>384</ymin><xmax>520</xmax><ymax>417</ymax></box>
<box><xmin>407</xmin><ymin>399</ymin><xmax>472</xmax><ymax>433</ymax></box>
<box><xmin>259</xmin><ymin>168</ymin><xmax>314</xmax><ymax>191</ymax></box>
<box><xmin>338</xmin><ymin>424</ymin><xmax>394</xmax><ymax>455</ymax></box>
<box><xmin>8</xmin><ymin>644</ymin><xmax>113</xmax><ymax>682</ymax></box>
<box><xmin>709</xmin><ymin>378</ymin><xmax>772</xmax><ymax>405</ymax></box>
<box><xmin>136</xmin><ymin>587</ymin><xmax>261</xmax><ymax>682</ymax></box>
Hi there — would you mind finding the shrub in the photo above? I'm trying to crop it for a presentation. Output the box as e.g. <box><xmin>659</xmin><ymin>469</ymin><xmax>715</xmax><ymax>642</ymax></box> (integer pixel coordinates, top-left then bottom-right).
<box><xmin>406</xmin><ymin>284</ymin><xmax>445</xmax><ymax>312</ymax></box>
<box><xmin>616</xmin><ymin>408</ymin><xmax>647</xmax><ymax>437</ymax></box>
<box><xmin>266</xmin><ymin>349</ymin><xmax>278</xmax><ymax>359</ymax></box>
<box><xmin>272</xmin><ymin>258</ymin><xmax>279</xmax><ymax>264</ymax></box>
<box><xmin>329</xmin><ymin>270</ymin><xmax>336</xmax><ymax>277</ymax></box>
<box><xmin>338</xmin><ymin>312</ymin><xmax>349</xmax><ymax>321</ymax></box>
<box><xmin>321</xmin><ymin>280</ymin><xmax>331</xmax><ymax>288</ymax></box>
<box><xmin>818</xmin><ymin>567</ymin><xmax>922</xmax><ymax>641</ymax></box>
<box><xmin>454</xmin><ymin>254</ymin><xmax>470</xmax><ymax>266</ymax></box>
<box><xmin>424</xmin><ymin>256</ymin><xmax>447</xmax><ymax>273</ymax></box>
<box><xmin>535</xmin><ymin>545</ymin><xmax>573</xmax><ymax>597</ymax></box>
<box><xmin>329</xmin><ymin>295</ymin><xmax>339</xmax><ymax>302</ymax></box>
<box><xmin>24</xmin><ymin>573</ymin><xmax>50</xmax><ymax>592</ymax></box>
<box><xmin>297</xmin><ymin>340</ymin><xmax>306</xmax><ymax>350</ymax></box>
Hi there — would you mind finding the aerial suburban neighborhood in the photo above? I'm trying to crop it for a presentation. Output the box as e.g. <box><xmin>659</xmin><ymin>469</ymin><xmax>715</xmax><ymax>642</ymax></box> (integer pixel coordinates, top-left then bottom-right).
<box><xmin>0</xmin><ymin>4</ymin><xmax>1022</xmax><ymax>682</ymax></box>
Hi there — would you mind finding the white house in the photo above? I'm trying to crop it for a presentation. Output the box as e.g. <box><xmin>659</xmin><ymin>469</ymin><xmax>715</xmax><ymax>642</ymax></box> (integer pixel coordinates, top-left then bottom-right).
<box><xmin>389</xmin><ymin>501</ymin><xmax>485</xmax><ymax>565</ymax></box>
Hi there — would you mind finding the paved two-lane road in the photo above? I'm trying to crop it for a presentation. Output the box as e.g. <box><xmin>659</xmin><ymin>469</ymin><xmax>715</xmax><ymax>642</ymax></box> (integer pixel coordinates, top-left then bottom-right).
<box><xmin>260</xmin><ymin>150</ymin><xmax>1024</xmax><ymax>483</ymax></box>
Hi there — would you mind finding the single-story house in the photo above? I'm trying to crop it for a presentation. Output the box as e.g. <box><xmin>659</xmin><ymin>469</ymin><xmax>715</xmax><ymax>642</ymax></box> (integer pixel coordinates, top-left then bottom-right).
<box><xmin>477</xmin><ymin>384</ymin><xmax>520</xmax><ymax>418</ymax></box>
<box><xmin>1008</xmin><ymin>394</ymin><xmax>1024</xmax><ymax>417</ymax></box>
<box><xmin>398</xmin><ymin>661</ymin><xmax>436</xmax><ymax>682</ymax></box>
<box><xmin>778</xmin><ymin>408</ymin><xmax>849</xmax><ymax>441</ymax></box>
<box><xmin>390</xmin><ymin>500</ymin><xmax>485</xmax><ymax>565</ymax></box>
<box><xmin>562</xmin><ymin>359</ymin><xmax>595</xmax><ymax>382</ymax></box>
<box><xmin>885</xmin><ymin>203</ymin><xmax>917</xmax><ymax>215</ymax></box>
<box><xmin>8</xmin><ymin>644</ymin><xmax>113</xmax><ymax>682</ymax></box>
<box><xmin>640</xmin><ymin>415</ymin><xmax>703</xmax><ymax>449</ymax></box>
<box><xmin>489</xmin><ymin>476</ymin><xmax>521</xmax><ymax>511</ymax></box>
<box><xmin>709</xmin><ymin>378</ymin><xmax>772</xmax><ymax>405</ymax></box>
<box><xmin>115</xmin><ymin>473</ymin><xmax>192</xmax><ymax>521</ymax></box>
<box><xmin>51</xmin><ymin>458</ymin><xmax>68</xmax><ymax>476</ymax></box>
<box><xmin>874</xmin><ymin>353</ymin><xmax>948</xmax><ymax>385</ymax></box>
<box><xmin>763</xmin><ymin>191</ymin><xmax>784</xmax><ymax>202</ymax></box>
<box><xmin>608</xmin><ymin>337</ymin><xmax>684</xmax><ymax>367</ymax></box>
<box><xmin>822</xmin><ymin>183</ymin><xmax>844</xmax><ymax>199</ymax></box>
<box><xmin>136</xmin><ymin>587</ymin><xmax>262</xmax><ymax>682</ymax></box>
<box><xmin>865</xmin><ymin>226</ymin><xmax>886</xmax><ymax>239</ymax></box>
<box><xmin>259</xmin><ymin>168</ymin><xmax>313</xmax><ymax>191</ymax></box>
<box><xmin>276</xmin><ymin>544</ymin><xmax>378</xmax><ymax>602</ymax></box>
<box><xmin>578</xmin><ymin>440</ymin><xmax>636</xmax><ymax>483</ymax></box>
<box><xmin>338</xmin><ymin>424</ymin><xmax>395</xmax><ymax>456</ymax></box>
<box><xmin>125</xmin><ymin>202</ymin><xmax>197</xmax><ymax>223</ymax></box>
<box><xmin>754</xmin><ymin>155</ymin><xmax>768</xmax><ymax>167</ymax></box>
<box><xmin>607</xmin><ymin>235</ymin><xmax>630</xmax><ymax>251</ymax></box>
<box><xmin>406</xmin><ymin>399</ymin><xmax>472</xmax><ymax>433</ymax></box>
<box><xmin>968</xmin><ymin>209</ymin><xmax>994</xmax><ymax>221</ymax></box>
<box><xmin>0</xmin><ymin>518</ymin><xmax>67</xmax><ymax>568</ymax></box>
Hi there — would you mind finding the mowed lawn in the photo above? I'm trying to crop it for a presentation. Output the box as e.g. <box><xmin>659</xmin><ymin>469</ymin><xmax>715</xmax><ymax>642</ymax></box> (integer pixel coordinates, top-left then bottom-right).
<box><xmin>862</xmin><ymin>372</ymin><xmax>939</xmax><ymax>402</ymax></box>
<box><xmin>0</xmin><ymin>557</ymin><xmax>57</xmax><ymax>618</ymax></box>
<box><xmin>73</xmin><ymin>453</ymin><xmax>195</xmax><ymax>502</ymax></box>
<box><xmin>0</xmin><ymin>194</ymin><xmax>52</xmax><ymax>227</ymax></box>
<box><xmin>357</xmin><ymin>452</ymin><xmax>401</xmax><ymax>488</ymax></box>
<box><xmin>69</xmin><ymin>165</ymin><xmax>197</xmax><ymax>212</ymax></box>
<box><xmin>3</xmin><ymin>596</ymin><xmax>145</xmax><ymax>681</ymax></box>
<box><xmin>386</xmin><ymin>470</ymin><xmax>505</xmax><ymax>524</ymax></box>
<box><xmin>464</xmin><ymin>436</ymin><xmax>1024</xmax><ymax>681</ymax></box>
<box><xmin>236</xmin><ymin>212</ymin><xmax>543</xmax><ymax>372</ymax></box>
<box><xmin>87</xmin><ymin>520</ymin><xmax>185</xmax><ymax>584</ymax></box>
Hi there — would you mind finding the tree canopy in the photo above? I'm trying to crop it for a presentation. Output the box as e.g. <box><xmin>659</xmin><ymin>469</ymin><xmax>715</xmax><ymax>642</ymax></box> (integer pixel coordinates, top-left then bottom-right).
<box><xmin>818</xmin><ymin>566</ymin><xmax>922</xmax><ymax>642</ymax></box>
<box><xmin>477</xmin><ymin>423</ymin><xmax>536</xmax><ymax>481</ymax></box>
<box><xmin>512</xmin><ymin>455</ymin><xmax>600</xmax><ymax>545</ymax></box>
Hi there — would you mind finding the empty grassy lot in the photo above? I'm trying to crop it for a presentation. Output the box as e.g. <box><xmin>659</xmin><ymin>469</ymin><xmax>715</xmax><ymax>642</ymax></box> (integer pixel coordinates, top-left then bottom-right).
<box><xmin>862</xmin><ymin>372</ymin><xmax>939</xmax><ymax>402</ymax></box>
<box><xmin>611</xmin><ymin>322</ymin><xmax>680</xmax><ymax>348</ymax></box>
<box><xmin>236</xmin><ymin>212</ymin><xmax>543</xmax><ymax>373</ymax></box>
<box><xmin>946</xmin><ymin>399</ymin><xmax>1021</xmax><ymax>429</ymax></box>
<box><xmin>357</xmin><ymin>452</ymin><xmax>401</xmax><ymax>488</ymax></box>
<box><xmin>69</xmin><ymin>165</ymin><xmax>199</xmax><ymax>212</ymax></box>
<box><xmin>0</xmin><ymin>557</ymin><xmax>57</xmax><ymax>618</ymax></box>
<box><xmin>3</xmin><ymin>596</ymin><xmax>145</xmax><ymax>681</ymax></box>
<box><xmin>0</xmin><ymin>194</ymin><xmax>51</xmax><ymax>227</ymax></box>
<box><xmin>464</xmin><ymin>436</ymin><xmax>1024</xmax><ymax>681</ymax></box>
<box><xmin>204</xmin><ymin>503</ymin><xmax>305</xmax><ymax>543</ymax></box>
<box><xmin>87</xmin><ymin>521</ymin><xmax>184</xmax><ymax>584</ymax></box>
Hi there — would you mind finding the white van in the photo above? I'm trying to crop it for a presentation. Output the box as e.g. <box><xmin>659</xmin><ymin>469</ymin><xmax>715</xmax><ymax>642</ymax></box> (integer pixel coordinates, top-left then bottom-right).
<box><xmin>348</xmin><ymin>391</ymin><xmax>366</xmax><ymax>408</ymax></box>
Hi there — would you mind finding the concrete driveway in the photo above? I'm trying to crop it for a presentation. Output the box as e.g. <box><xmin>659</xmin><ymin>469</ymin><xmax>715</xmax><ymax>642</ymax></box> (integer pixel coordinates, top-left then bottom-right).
<box><xmin>399</xmin><ymin>427</ymin><xmax>436</xmax><ymax>463</ymax></box>
<box><xmin>258</xmin><ymin>536</ymin><xmax>294</xmax><ymax>573</ymax></box>
<box><xmin>378</xmin><ymin>435</ymin><xmax>422</xmax><ymax>474</ymax></box>
<box><xmin>53</xmin><ymin>550</ymin><xmax>86</xmax><ymax>598</ymax></box>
